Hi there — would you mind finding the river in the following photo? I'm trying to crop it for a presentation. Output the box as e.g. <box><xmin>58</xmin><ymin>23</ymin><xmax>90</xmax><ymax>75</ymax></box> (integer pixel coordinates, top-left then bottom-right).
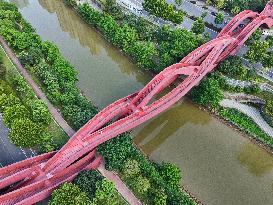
<box><xmin>7</xmin><ymin>0</ymin><xmax>273</xmax><ymax>204</ymax></box>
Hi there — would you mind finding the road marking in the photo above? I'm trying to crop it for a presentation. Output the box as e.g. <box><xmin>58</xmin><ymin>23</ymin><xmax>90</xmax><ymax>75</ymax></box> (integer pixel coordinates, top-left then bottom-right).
<box><xmin>20</xmin><ymin>148</ymin><xmax>28</xmax><ymax>158</ymax></box>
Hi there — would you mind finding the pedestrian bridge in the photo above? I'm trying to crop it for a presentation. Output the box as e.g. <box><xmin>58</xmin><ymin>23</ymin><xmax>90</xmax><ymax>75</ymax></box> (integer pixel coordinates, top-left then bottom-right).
<box><xmin>0</xmin><ymin>1</ymin><xmax>272</xmax><ymax>204</ymax></box>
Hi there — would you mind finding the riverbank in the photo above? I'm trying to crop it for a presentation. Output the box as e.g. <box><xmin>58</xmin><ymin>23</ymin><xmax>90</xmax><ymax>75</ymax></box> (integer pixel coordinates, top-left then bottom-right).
<box><xmin>67</xmin><ymin>0</ymin><xmax>273</xmax><ymax>150</ymax></box>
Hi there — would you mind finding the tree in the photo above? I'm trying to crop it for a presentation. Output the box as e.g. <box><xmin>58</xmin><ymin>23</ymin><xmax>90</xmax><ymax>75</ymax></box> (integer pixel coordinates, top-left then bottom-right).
<box><xmin>93</xmin><ymin>179</ymin><xmax>123</xmax><ymax>205</ymax></box>
<box><xmin>27</xmin><ymin>99</ymin><xmax>52</xmax><ymax>125</ymax></box>
<box><xmin>231</xmin><ymin>6</ymin><xmax>241</xmax><ymax>15</ymax></box>
<box><xmin>143</xmin><ymin>0</ymin><xmax>184</xmax><ymax>24</ymax></box>
<box><xmin>201</xmin><ymin>11</ymin><xmax>208</xmax><ymax>19</ymax></box>
<box><xmin>19</xmin><ymin>46</ymin><xmax>43</xmax><ymax>66</ymax></box>
<box><xmin>105</xmin><ymin>0</ymin><xmax>125</xmax><ymax>20</ymax></box>
<box><xmin>49</xmin><ymin>183</ymin><xmax>92</xmax><ymax>205</ymax></box>
<box><xmin>206</xmin><ymin>0</ymin><xmax>212</xmax><ymax>5</ymax></box>
<box><xmin>265</xmin><ymin>100</ymin><xmax>273</xmax><ymax>118</ymax></box>
<box><xmin>216</xmin><ymin>0</ymin><xmax>225</xmax><ymax>9</ymax></box>
<box><xmin>153</xmin><ymin>189</ymin><xmax>167</xmax><ymax>205</ymax></box>
<box><xmin>131</xmin><ymin>41</ymin><xmax>157</xmax><ymax>70</ymax></box>
<box><xmin>245</xmin><ymin>28</ymin><xmax>263</xmax><ymax>46</ymax></box>
<box><xmin>0</xmin><ymin>93</ymin><xmax>20</xmax><ymax>111</ymax></box>
<box><xmin>175</xmin><ymin>0</ymin><xmax>183</xmax><ymax>6</ymax></box>
<box><xmin>123</xmin><ymin>159</ymin><xmax>140</xmax><ymax>178</ymax></box>
<box><xmin>130</xmin><ymin>175</ymin><xmax>151</xmax><ymax>195</ymax></box>
<box><xmin>3</xmin><ymin>104</ymin><xmax>29</xmax><ymax>126</ymax></box>
<box><xmin>9</xmin><ymin>118</ymin><xmax>42</xmax><ymax>148</ymax></box>
<box><xmin>218</xmin><ymin>56</ymin><xmax>246</xmax><ymax>78</ymax></box>
<box><xmin>39</xmin><ymin>132</ymin><xmax>56</xmax><ymax>153</ymax></box>
<box><xmin>191</xmin><ymin>17</ymin><xmax>205</xmax><ymax>34</ymax></box>
<box><xmin>245</xmin><ymin>40</ymin><xmax>269</xmax><ymax>64</ymax></box>
<box><xmin>262</xmin><ymin>52</ymin><xmax>273</xmax><ymax>69</ymax></box>
<box><xmin>74</xmin><ymin>170</ymin><xmax>104</xmax><ymax>199</ymax></box>
<box><xmin>266</xmin><ymin>36</ymin><xmax>273</xmax><ymax>48</ymax></box>
<box><xmin>215</xmin><ymin>12</ymin><xmax>224</xmax><ymax>24</ymax></box>
<box><xmin>97</xmin><ymin>133</ymin><xmax>134</xmax><ymax>171</ymax></box>
<box><xmin>160</xmin><ymin>162</ymin><xmax>181</xmax><ymax>188</ymax></box>
<box><xmin>191</xmin><ymin>75</ymin><xmax>223</xmax><ymax>108</ymax></box>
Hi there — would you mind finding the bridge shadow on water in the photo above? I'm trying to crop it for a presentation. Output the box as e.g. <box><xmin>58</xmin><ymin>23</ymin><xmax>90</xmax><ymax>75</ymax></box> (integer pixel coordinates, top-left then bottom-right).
<box><xmin>133</xmin><ymin>99</ymin><xmax>211</xmax><ymax>156</ymax></box>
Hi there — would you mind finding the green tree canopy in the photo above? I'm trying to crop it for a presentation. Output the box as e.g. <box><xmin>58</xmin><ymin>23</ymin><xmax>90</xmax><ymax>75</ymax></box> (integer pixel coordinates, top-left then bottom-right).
<box><xmin>191</xmin><ymin>17</ymin><xmax>205</xmax><ymax>34</ymax></box>
<box><xmin>9</xmin><ymin>118</ymin><xmax>42</xmax><ymax>148</ymax></box>
<box><xmin>49</xmin><ymin>183</ymin><xmax>92</xmax><ymax>205</ymax></box>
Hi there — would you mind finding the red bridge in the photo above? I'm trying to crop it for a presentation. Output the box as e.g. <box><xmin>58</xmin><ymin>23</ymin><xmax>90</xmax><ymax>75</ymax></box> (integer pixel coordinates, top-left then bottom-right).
<box><xmin>0</xmin><ymin>2</ymin><xmax>272</xmax><ymax>204</ymax></box>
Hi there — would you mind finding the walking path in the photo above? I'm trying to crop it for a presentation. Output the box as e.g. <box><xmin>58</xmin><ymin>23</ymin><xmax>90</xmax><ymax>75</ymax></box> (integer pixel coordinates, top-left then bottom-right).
<box><xmin>0</xmin><ymin>36</ymin><xmax>141</xmax><ymax>205</ymax></box>
<box><xmin>0</xmin><ymin>36</ymin><xmax>76</xmax><ymax>137</ymax></box>
<box><xmin>220</xmin><ymin>99</ymin><xmax>273</xmax><ymax>137</ymax></box>
<box><xmin>98</xmin><ymin>163</ymin><xmax>141</xmax><ymax>205</ymax></box>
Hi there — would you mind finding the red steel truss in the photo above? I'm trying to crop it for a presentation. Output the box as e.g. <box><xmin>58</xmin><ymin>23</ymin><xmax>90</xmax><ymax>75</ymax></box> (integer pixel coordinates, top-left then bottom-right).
<box><xmin>0</xmin><ymin>1</ymin><xmax>272</xmax><ymax>204</ymax></box>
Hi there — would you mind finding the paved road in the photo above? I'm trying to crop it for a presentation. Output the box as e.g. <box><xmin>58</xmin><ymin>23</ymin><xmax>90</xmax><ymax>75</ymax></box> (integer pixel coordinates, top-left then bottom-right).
<box><xmin>123</xmin><ymin>0</ymin><xmax>272</xmax><ymax>81</ymax></box>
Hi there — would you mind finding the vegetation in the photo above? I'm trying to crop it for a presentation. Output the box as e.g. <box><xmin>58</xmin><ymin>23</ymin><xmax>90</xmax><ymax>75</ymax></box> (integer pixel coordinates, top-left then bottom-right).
<box><xmin>49</xmin><ymin>183</ymin><xmax>92</xmax><ymax>205</ymax></box>
<box><xmin>74</xmin><ymin>170</ymin><xmax>104</xmax><ymax>199</ymax></box>
<box><xmin>0</xmin><ymin>46</ymin><xmax>64</xmax><ymax>150</ymax></box>
<box><xmin>66</xmin><ymin>0</ymin><xmax>273</xmax><ymax>203</ymax></box>
<box><xmin>0</xmin><ymin>1</ymin><xmax>98</xmax><ymax>131</ymax></box>
<box><xmin>215</xmin><ymin>12</ymin><xmax>224</xmax><ymax>24</ymax></box>
<box><xmin>191</xmin><ymin>73</ymin><xmax>223</xmax><ymax>108</ymax></box>
<box><xmin>50</xmin><ymin>170</ymin><xmax>125</xmax><ymax>205</ymax></box>
<box><xmin>175</xmin><ymin>0</ymin><xmax>184</xmax><ymax>6</ymax></box>
<box><xmin>205</xmin><ymin>0</ymin><xmax>268</xmax><ymax>14</ymax></box>
<box><xmin>98</xmin><ymin>133</ymin><xmax>197</xmax><ymax>205</ymax></box>
<box><xmin>245</xmin><ymin>41</ymin><xmax>269</xmax><ymax>64</ymax></box>
<box><xmin>265</xmin><ymin>100</ymin><xmax>273</xmax><ymax>119</ymax></box>
<box><xmin>191</xmin><ymin>17</ymin><xmax>205</xmax><ymax>34</ymax></box>
<box><xmin>143</xmin><ymin>0</ymin><xmax>184</xmax><ymax>24</ymax></box>
<box><xmin>77</xmin><ymin>2</ymin><xmax>203</xmax><ymax>73</ymax></box>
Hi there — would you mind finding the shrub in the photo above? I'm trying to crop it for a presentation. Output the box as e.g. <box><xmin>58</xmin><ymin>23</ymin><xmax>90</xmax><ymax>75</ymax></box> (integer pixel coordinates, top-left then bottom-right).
<box><xmin>93</xmin><ymin>179</ymin><xmax>123</xmax><ymax>205</ymax></box>
<box><xmin>130</xmin><ymin>175</ymin><xmax>151</xmax><ymax>195</ymax></box>
<box><xmin>123</xmin><ymin>159</ymin><xmax>140</xmax><ymax>178</ymax></box>
<box><xmin>74</xmin><ymin>170</ymin><xmax>104</xmax><ymax>199</ymax></box>
<box><xmin>9</xmin><ymin>118</ymin><xmax>42</xmax><ymax>148</ymax></box>
<box><xmin>159</xmin><ymin>162</ymin><xmax>181</xmax><ymax>188</ymax></box>
<box><xmin>3</xmin><ymin>104</ymin><xmax>29</xmax><ymax>126</ymax></box>
<box><xmin>191</xmin><ymin>17</ymin><xmax>205</xmax><ymax>34</ymax></box>
<box><xmin>49</xmin><ymin>183</ymin><xmax>92</xmax><ymax>205</ymax></box>
<box><xmin>215</xmin><ymin>12</ymin><xmax>224</xmax><ymax>24</ymax></box>
<box><xmin>191</xmin><ymin>75</ymin><xmax>223</xmax><ymax>108</ymax></box>
<box><xmin>27</xmin><ymin>99</ymin><xmax>52</xmax><ymax>125</ymax></box>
